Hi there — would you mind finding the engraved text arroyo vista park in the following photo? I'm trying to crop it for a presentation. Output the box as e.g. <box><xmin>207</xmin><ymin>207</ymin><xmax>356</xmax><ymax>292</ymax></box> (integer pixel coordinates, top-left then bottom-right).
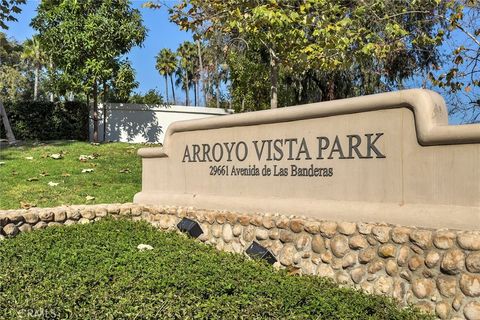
<box><xmin>181</xmin><ymin>133</ymin><xmax>386</xmax><ymax>178</ymax></box>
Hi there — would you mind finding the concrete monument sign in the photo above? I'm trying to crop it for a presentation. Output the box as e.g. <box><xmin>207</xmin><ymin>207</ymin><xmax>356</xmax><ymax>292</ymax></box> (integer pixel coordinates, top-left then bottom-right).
<box><xmin>134</xmin><ymin>89</ymin><xmax>480</xmax><ymax>230</ymax></box>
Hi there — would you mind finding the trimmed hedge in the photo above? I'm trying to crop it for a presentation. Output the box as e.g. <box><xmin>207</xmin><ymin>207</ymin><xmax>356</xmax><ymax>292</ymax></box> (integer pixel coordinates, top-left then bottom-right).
<box><xmin>1</xmin><ymin>101</ymin><xmax>89</xmax><ymax>141</ymax></box>
<box><xmin>0</xmin><ymin>219</ymin><xmax>432</xmax><ymax>319</ymax></box>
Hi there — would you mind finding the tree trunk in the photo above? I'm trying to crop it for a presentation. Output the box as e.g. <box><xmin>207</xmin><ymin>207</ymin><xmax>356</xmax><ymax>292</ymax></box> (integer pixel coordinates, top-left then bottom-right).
<box><xmin>0</xmin><ymin>101</ymin><xmax>16</xmax><ymax>144</ymax></box>
<box><xmin>215</xmin><ymin>81</ymin><xmax>220</xmax><ymax>109</ymax></box>
<box><xmin>102</xmin><ymin>79</ymin><xmax>108</xmax><ymax>103</ymax></box>
<box><xmin>197</xmin><ymin>40</ymin><xmax>206</xmax><ymax>107</ymax></box>
<box><xmin>33</xmin><ymin>64</ymin><xmax>39</xmax><ymax>101</ymax></box>
<box><xmin>297</xmin><ymin>77</ymin><xmax>303</xmax><ymax>103</ymax></box>
<box><xmin>193</xmin><ymin>81</ymin><xmax>196</xmax><ymax>106</ymax></box>
<box><xmin>33</xmin><ymin>48</ymin><xmax>40</xmax><ymax>101</ymax></box>
<box><xmin>170</xmin><ymin>75</ymin><xmax>176</xmax><ymax>104</ymax></box>
<box><xmin>164</xmin><ymin>75</ymin><xmax>169</xmax><ymax>103</ymax></box>
<box><xmin>327</xmin><ymin>78</ymin><xmax>335</xmax><ymax>101</ymax></box>
<box><xmin>214</xmin><ymin>55</ymin><xmax>220</xmax><ymax>109</ymax></box>
<box><xmin>194</xmin><ymin>80</ymin><xmax>198</xmax><ymax>106</ymax></box>
<box><xmin>49</xmin><ymin>57</ymin><xmax>54</xmax><ymax>102</ymax></box>
<box><xmin>185</xmin><ymin>72</ymin><xmax>189</xmax><ymax>106</ymax></box>
<box><xmin>93</xmin><ymin>81</ymin><xmax>99</xmax><ymax>143</ymax></box>
<box><xmin>206</xmin><ymin>70</ymin><xmax>212</xmax><ymax>107</ymax></box>
<box><xmin>269</xmin><ymin>49</ymin><xmax>278</xmax><ymax>109</ymax></box>
<box><xmin>102</xmin><ymin>79</ymin><xmax>108</xmax><ymax>142</ymax></box>
<box><xmin>102</xmin><ymin>102</ymin><xmax>107</xmax><ymax>142</ymax></box>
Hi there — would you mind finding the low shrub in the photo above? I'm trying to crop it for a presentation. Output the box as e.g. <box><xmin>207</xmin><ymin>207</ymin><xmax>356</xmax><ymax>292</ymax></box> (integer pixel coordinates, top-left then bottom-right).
<box><xmin>0</xmin><ymin>219</ymin><xmax>432</xmax><ymax>319</ymax></box>
<box><xmin>1</xmin><ymin>100</ymin><xmax>89</xmax><ymax>141</ymax></box>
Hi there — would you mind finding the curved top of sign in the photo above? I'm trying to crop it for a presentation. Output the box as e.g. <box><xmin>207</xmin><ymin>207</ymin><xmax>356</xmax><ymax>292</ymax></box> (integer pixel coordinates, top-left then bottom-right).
<box><xmin>138</xmin><ymin>89</ymin><xmax>480</xmax><ymax>158</ymax></box>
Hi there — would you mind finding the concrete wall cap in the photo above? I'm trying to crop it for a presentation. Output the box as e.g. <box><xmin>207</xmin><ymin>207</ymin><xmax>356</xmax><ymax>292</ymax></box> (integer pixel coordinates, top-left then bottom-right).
<box><xmin>137</xmin><ymin>89</ymin><xmax>480</xmax><ymax>158</ymax></box>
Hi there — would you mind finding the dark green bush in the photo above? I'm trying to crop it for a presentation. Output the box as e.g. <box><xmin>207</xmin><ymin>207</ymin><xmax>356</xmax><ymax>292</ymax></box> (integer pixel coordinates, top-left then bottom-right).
<box><xmin>0</xmin><ymin>219</ymin><xmax>432</xmax><ymax>319</ymax></box>
<box><xmin>1</xmin><ymin>100</ymin><xmax>89</xmax><ymax>141</ymax></box>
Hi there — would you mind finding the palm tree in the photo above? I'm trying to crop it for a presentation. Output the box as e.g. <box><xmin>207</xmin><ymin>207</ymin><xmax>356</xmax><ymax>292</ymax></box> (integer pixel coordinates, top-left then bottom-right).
<box><xmin>196</xmin><ymin>40</ymin><xmax>206</xmax><ymax>106</ymax></box>
<box><xmin>21</xmin><ymin>36</ymin><xmax>44</xmax><ymax>101</ymax></box>
<box><xmin>174</xmin><ymin>66</ymin><xmax>194</xmax><ymax>106</ymax></box>
<box><xmin>177</xmin><ymin>41</ymin><xmax>196</xmax><ymax>106</ymax></box>
<box><xmin>201</xmin><ymin>34</ymin><xmax>228</xmax><ymax>109</ymax></box>
<box><xmin>155</xmin><ymin>48</ymin><xmax>177</xmax><ymax>104</ymax></box>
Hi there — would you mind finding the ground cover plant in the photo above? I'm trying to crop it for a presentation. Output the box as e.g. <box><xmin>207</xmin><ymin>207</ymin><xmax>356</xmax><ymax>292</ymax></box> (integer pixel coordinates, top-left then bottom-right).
<box><xmin>0</xmin><ymin>219</ymin><xmax>432</xmax><ymax>319</ymax></box>
<box><xmin>0</xmin><ymin>141</ymin><xmax>143</xmax><ymax>209</ymax></box>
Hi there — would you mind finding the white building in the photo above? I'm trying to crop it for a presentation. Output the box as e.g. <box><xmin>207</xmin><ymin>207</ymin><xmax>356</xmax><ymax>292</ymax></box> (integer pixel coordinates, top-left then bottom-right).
<box><xmin>89</xmin><ymin>103</ymin><xmax>233</xmax><ymax>144</ymax></box>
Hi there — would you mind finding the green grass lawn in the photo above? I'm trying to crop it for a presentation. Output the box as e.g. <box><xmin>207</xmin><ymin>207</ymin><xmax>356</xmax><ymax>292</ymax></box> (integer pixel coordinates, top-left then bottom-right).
<box><xmin>0</xmin><ymin>219</ymin><xmax>431</xmax><ymax>319</ymax></box>
<box><xmin>0</xmin><ymin>141</ymin><xmax>144</xmax><ymax>209</ymax></box>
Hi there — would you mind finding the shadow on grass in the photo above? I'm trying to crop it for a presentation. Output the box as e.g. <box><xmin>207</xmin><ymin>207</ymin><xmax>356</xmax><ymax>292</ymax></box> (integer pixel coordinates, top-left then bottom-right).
<box><xmin>1</xmin><ymin>139</ymin><xmax>87</xmax><ymax>149</ymax></box>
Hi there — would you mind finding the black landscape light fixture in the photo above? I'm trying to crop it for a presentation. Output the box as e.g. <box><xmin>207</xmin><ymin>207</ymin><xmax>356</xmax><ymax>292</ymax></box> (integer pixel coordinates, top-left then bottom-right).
<box><xmin>177</xmin><ymin>218</ymin><xmax>203</xmax><ymax>238</ymax></box>
<box><xmin>246</xmin><ymin>241</ymin><xmax>277</xmax><ymax>265</ymax></box>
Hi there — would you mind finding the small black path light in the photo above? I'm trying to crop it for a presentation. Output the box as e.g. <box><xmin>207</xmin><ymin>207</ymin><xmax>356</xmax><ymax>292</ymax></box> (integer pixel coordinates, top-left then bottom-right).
<box><xmin>177</xmin><ymin>218</ymin><xmax>203</xmax><ymax>238</ymax></box>
<box><xmin>246</xmin><ymin>241</ymin><xmax>277</xmax><ymax>265</ymax></box>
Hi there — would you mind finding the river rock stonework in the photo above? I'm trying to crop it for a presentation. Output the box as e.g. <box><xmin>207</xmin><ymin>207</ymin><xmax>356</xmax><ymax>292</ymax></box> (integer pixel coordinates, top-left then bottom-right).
<box><xmin>0</xmin><ymin>203</ymin><xmax>479</xmax><ymax>319</ymax></box>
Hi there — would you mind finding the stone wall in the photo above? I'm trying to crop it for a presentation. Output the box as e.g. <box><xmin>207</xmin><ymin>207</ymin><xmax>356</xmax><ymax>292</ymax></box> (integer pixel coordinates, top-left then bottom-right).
<box><xmin>0</xmin><ymin>203</ymin><xmax>479</xmax><ymax>319</ymax></box>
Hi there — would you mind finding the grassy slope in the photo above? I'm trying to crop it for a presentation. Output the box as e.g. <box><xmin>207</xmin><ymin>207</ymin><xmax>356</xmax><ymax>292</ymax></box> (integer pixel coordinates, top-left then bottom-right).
<box><xmin>0</xmin><ymin>219</ymin><xmax>431</xmax><ymax>320</ymax></box>
<box><xmin>0</xmin><ymin>141</ymin><xmax>142</xmax><ymax>209</ymax></box>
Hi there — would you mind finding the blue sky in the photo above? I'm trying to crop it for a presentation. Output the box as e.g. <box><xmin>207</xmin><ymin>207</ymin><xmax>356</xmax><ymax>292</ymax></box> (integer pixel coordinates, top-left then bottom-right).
<box><xmin>4</xmin><ymin>0</ymin><xmax>193</xmax><ymax>101</ymax></box>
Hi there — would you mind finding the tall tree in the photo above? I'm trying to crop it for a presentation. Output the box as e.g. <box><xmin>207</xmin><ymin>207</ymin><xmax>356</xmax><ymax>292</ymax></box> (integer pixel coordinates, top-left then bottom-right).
<box><xmin>429</xmin><ymin>1</ymin><xmax>480</xmax><ymax>122</ymax></box>
<box><xmin>196</xmin><ymin>39</ymin><xmax>206</xmax><ymax>106</ymax></box>
<box><xmin>0</xmin><ymin>32</ymin><xmax>22</xmax><ymax>67</ymax></box>
<box><xmin>32</xmin><ymin>0</ymin><xmax>146</xmax><ymax>142</ymax></box>
<box><xmin>0</xmin><ymin>0</ymin><xmax>25</xmax><ymax>139</ymax></box>
<box><xmin>170</xmin><ymin>0</ymin><xmax>453</xmax><ymax>109</ymax></box>
<box><xmin>21</xmin><ymin>36</ymin><xmax>44</xmax><ymax>101</ymax></box>
<box><xmin>155</xmin><ymin>48</ymin><xmax>177</xmax><ymax>104</ymax></box>
<box><xmin>176</xmin><ymin>41</ymin><xmax>196</xmax><ymax>106</ymax></box>
<box><xmin>109</xmin><ymin>61</ymin><xmax>139</xmax><ymax>102</ymax></box>
<box><xmin>0</xmin><ymin>64</ymin><xmax>28</xmax><ymax>102</ymax></box>
<box><xmin>200</xmin><ymin>33</ymin><xmax>228</xmax><ymax>108</ymax></box>
<box><xmin>0</xmin><ymin>33</ymin><xmax>28</xmax><ymax>102</ymax></box>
